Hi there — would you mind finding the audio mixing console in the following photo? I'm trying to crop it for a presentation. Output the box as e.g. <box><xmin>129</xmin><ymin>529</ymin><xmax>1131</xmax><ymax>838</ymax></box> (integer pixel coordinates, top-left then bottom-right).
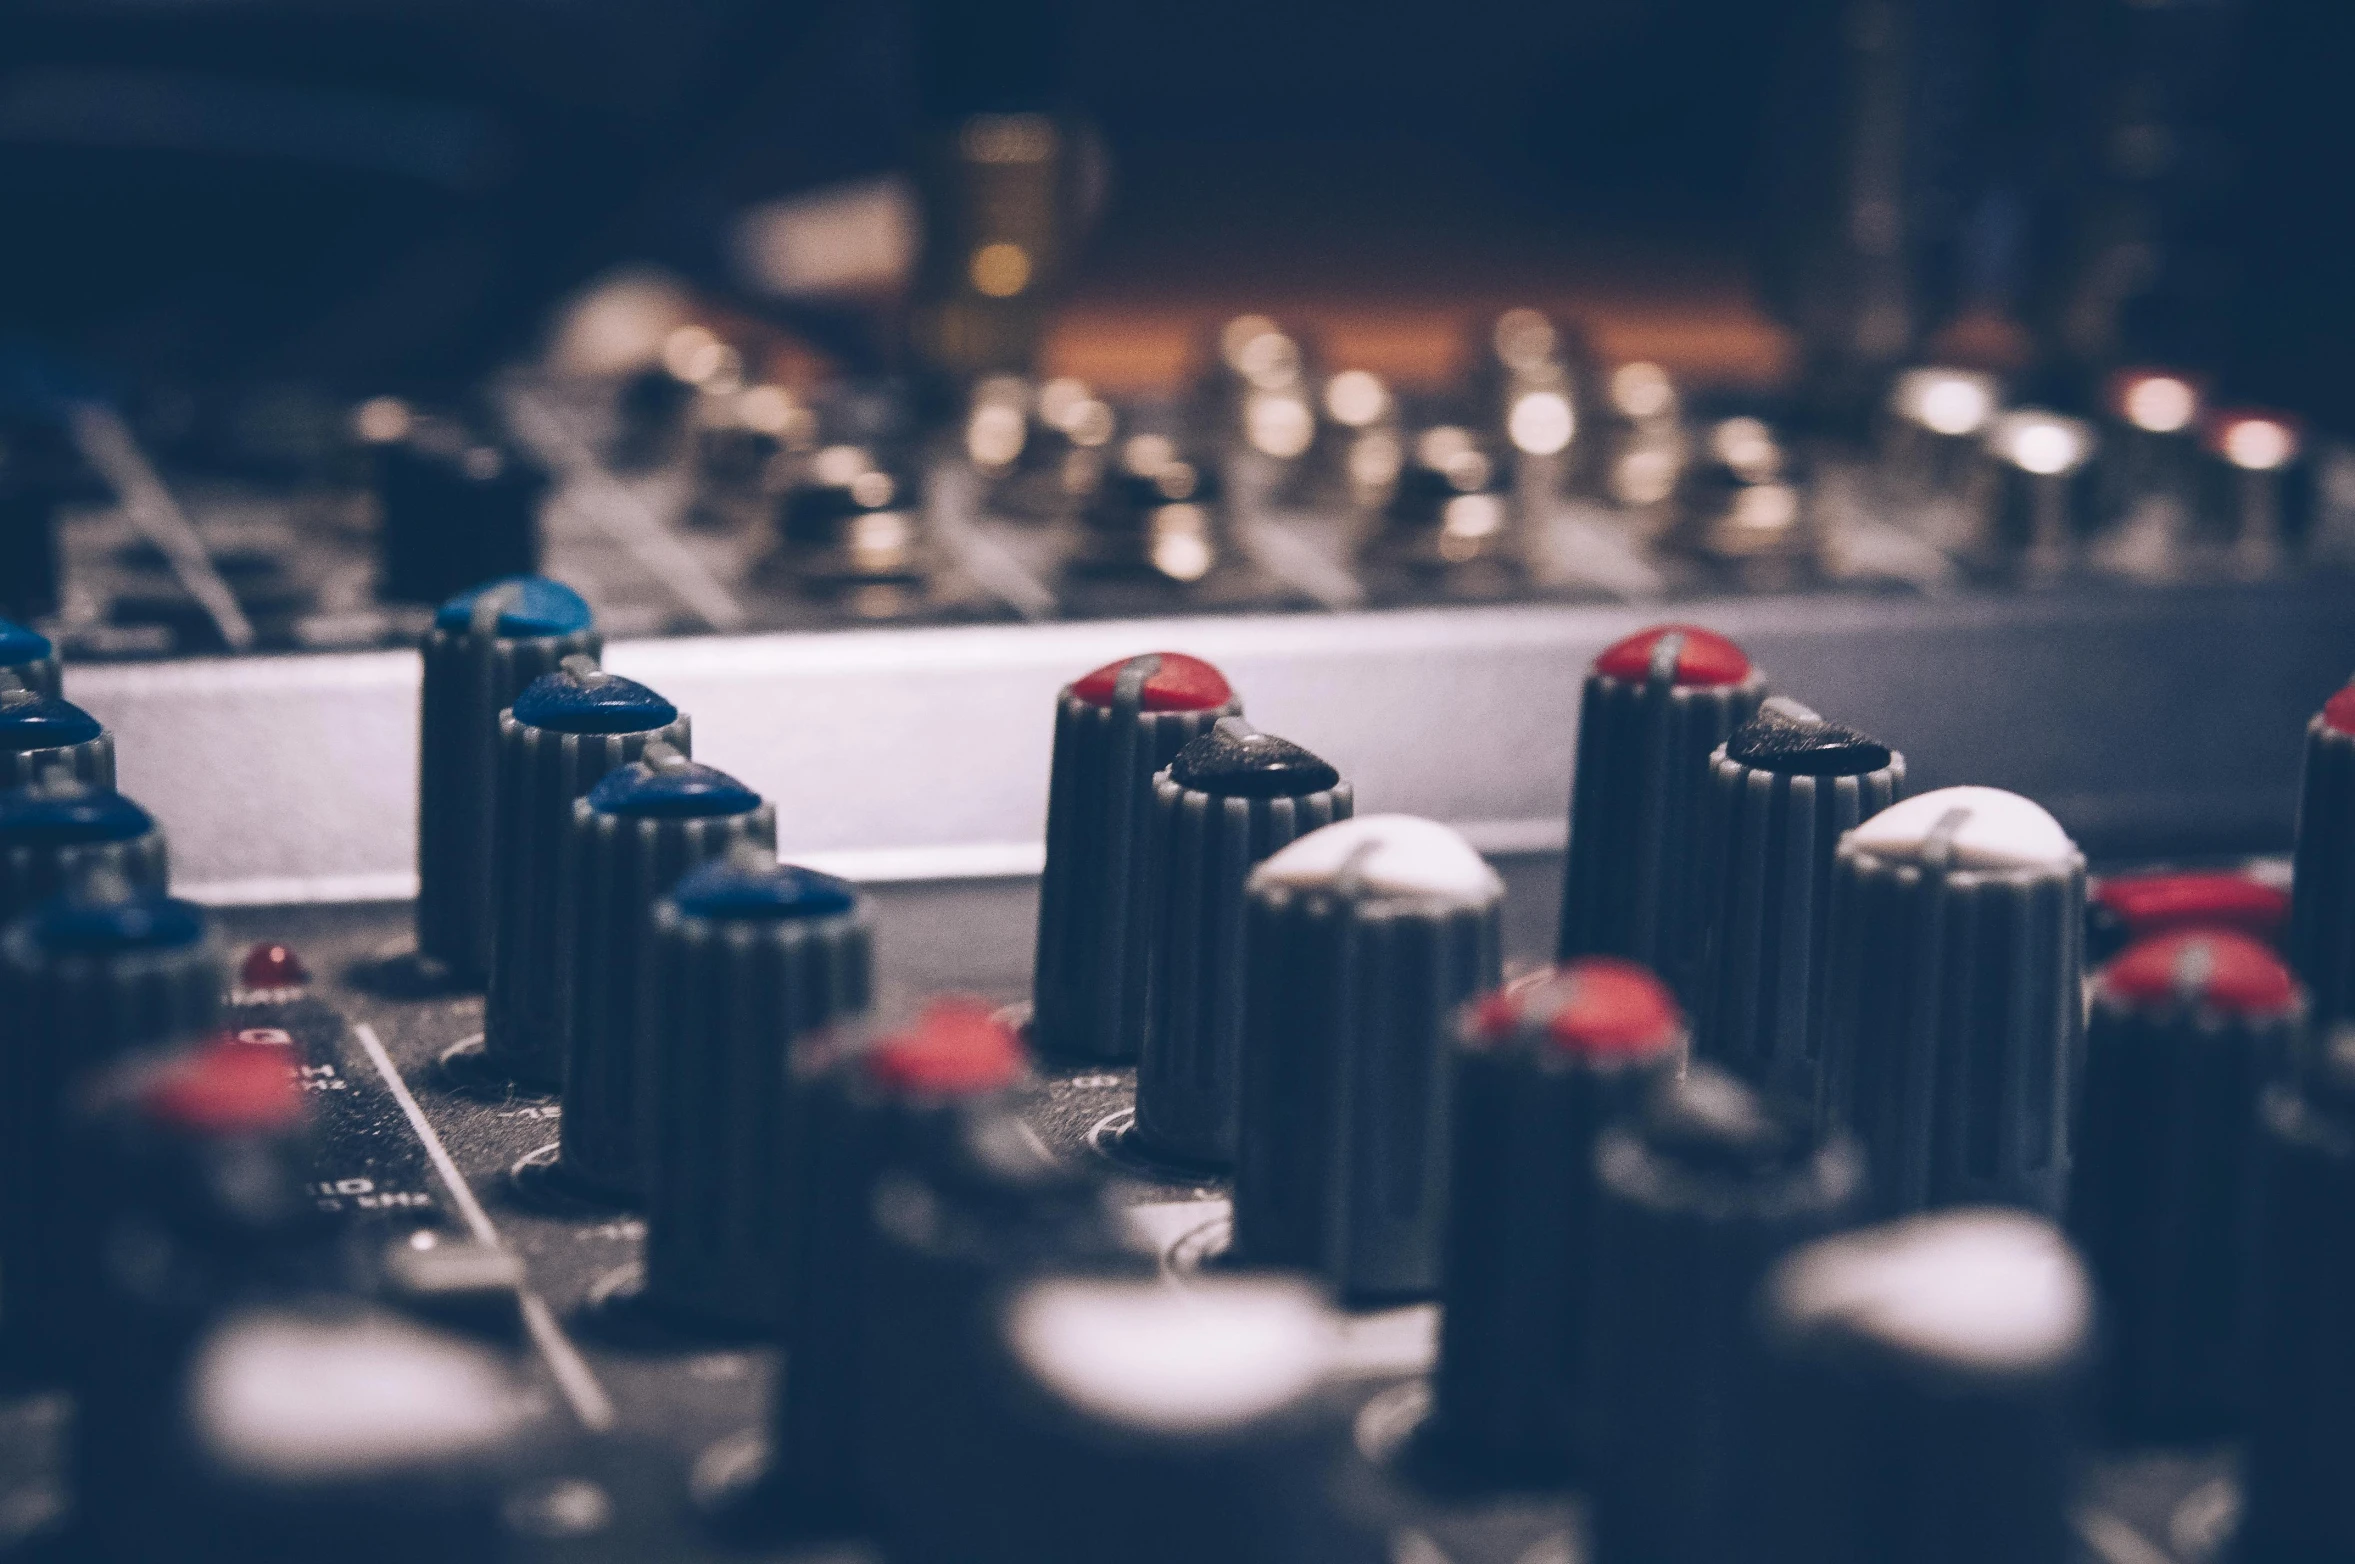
<box><xmin>5</xmin><ymin>305</ymin><xmax>2355</xmax><ymax>1564</ymax></box>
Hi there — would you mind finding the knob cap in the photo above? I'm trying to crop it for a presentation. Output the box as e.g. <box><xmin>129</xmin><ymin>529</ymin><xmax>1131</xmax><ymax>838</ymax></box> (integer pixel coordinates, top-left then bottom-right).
<box><xmin>768</xmin><ymin>1000</ymin><xmax>1031</xmax><ymax>1526</ymax></box>
<box><xmin>1136</xmin><ymin>718</ymin><xmax>1352</xmax><ymax>1167</ymax></box>
<box><xmin>1819</xmin><ymin>786</ymin><xmax>2088</xmax><ymax>1214</ymax></box>
<box><xmin>555</xmin><ymin>750</ymin><xmax>775</xmax><ymax>1202</ymax></box>
<box><xmin>1033</xmin><ymin>652</ymin><xmax>1241</xmax><ymax>1062</ymax></box>
<box><xmin>640</xmin><ymin>847</ymin><xmax>869</xmax><ymax>1330</ymax></box>
<box><xmin>1696</xmin><ymin>698</ymin><xmax>1905</xmax><ymax>1121</ymax></box>
<box><xmin>415</xmin><ymin>575</ymin><xmax>601</xmax><ymax>983</ymax></box>
<box><xmin>0</xmin><ymin>617</ymin><xmax>59</xmax><ymax>699</ymax></box>
<box><xmin>2090</xmin><ymin>868</ymin><xmax>2288</xmax><ymax>962</ymax></box>
<box><xmin>1585</xmin><ymin>1065</ymin><xmax>1866</xmax><ymax>1564</ymax></box>
<box><xmin>1749</xmin><ymin>1211</ymin><xmax>2092</xmax><ymax>1564</ymax></box>
<box><xmin>376</xmin><ymin>421</ymin><xmax>547</xmax><ymax>605</ymax></box>
<box><xmin>1559</xmin><ymin>624</ymin><xmax>1766</xmax><ymax>1010</ymax></box>
<box><xmin>482</xmin><ymin>658</ymin><xmax>689</xmax><ymax>1086</ymax></box>
<box><xmin>979</xmin><ymin>1274</ymin><xmax>1379</xmax><ymax>1564</ymax></box>
<box><xmin>0</xmin><ymin>777</ymin><xmax>167</xmax><ymax>928</ymax></box>
<box><xmin>1232</xmin><ymin>814</ymin><xmax>1504</xmax><ymax>1300</ymax></box>
<box><xmin>0</xmin><ymin>676</ymin><xmax>111</xmax><ymax>789</ymax></box>
<box><xmin>2068</xmin><ymin>930</ymin><xmax>2301</xmax><ymax>1441</ymax></box>
<box><xmin>2239</xmin><ymin>1027</ymin><xmax>2355</xmax><ymax>1559</ymax></box>
<box><xmin>2290</xmin><ymin>681</ymin><xmax>2355</xmax><ymax>1030</ymax></box>
<box><xmin>1432</xmin><ymin>958</ymin><xmax>1684</xmax><ymax>1481</ymax></box>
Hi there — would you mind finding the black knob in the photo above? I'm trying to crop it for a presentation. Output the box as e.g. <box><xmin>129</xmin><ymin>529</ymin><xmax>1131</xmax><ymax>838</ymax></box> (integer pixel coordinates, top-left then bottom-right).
<box><xmin>2068</xmin><ymin>929</ymin><xmax>2301</xmax><ymax>1442</ymax></box>
<box><xmin>1071</xmin><ymin>447</ymin><xmax>1229</xmax><ymax>587</ymax></box>
<box><xmin>2200</xmin><ymin>408</ymin><xmax>2311</xmax><ymax>571</ymax></box>
<box><xmin>1135</xmin><ymin>718</ymin><xmax>1352</xmax><ymax>1169</ymax></box>
<box><xmin>639</xmin><ymin>846</ymin><xmax>869</xmax><ymax>1330</ymax></box>
<box><xmin>1749</xmin><ymin>1211</ymin><xmax>2093</xmax><ymax>1564</ymax></box>
<box><xmin>978</xmin><ymin>1272</ymin><xmax>1380</xmax><ymax>1564</ymax></box>
<box><xmin>0</xmin><ymin>776</ymin><xmax>168</xmax><ymax>927</ymax></box>
<box><xmin>2096</xmin><ymin>368</ymin><xmax>2203</xmax><ymax>533</ymax></box>
<box><xmin>1033</xmin><ymin>652</ymin><xmax>1242</xmax><ymax>1062</ymax></box>
<box><xmin>1881</xmin><ymin>367</ymin><xmax>2001</xmax><ymax>501</ymax></box>
<box><xmin>1363</xmin><ymin>427</ymin><xmax>1516</xmax><ymax>580</ymax></box>
<box><xmin>1585</xmin><ymin>1065</ymin><xmax>1866</xmax><ymax>1564</ymax></box>
<box><xmin>1979</xmin><ymin>410</ymin><xmax>2098</xmax><ymax>576</ymax></box>
<box><xmin>483</xmin><ymin>658</ymin><xmax>690</xmax><ymax>1086</ymax></box>
<box><xmin>1233</xmin><ymin>814</ymin><xmax>1504</xmax><ymax>1300</ymax></box>
<box><xmin>2088</xmin><ymin>867</ymin><xmax>2288</xmax><ymax>963</ymax></box>
<box><xmin>1431</xmin><ymin>958</ymin><xmax>1685</xmax><ymax>1482</ymax></box>
<box><xmin>2291</xmin><ymin>679</ymin><xmax>2355</xmax><ymax>1031</ymax></box>
<box><xmin>1559</xmin><ymin>624</ymin><xmax>1766</xmax><ymax>1011</ymax></box>
<box><xmin>555</xmin><ymin>749</ymin><xmax>775</xmax><ymax>1203</ymax></box>
<box><xmin>415</xmin><ymin>575</ymin><xmax>601</xmax><ymax>984</ymax></box>
<box><xmin>0</xmin><ymin>457</ymin><xmax>62</xmax><ymax>623</ymax></box>
<box><xmin>1695</xmin><ymin>698</ymin><xmax>1905</xmax><ymax>1122</ymax></box>
<box><xmin>375</xmin><ymin>418</ymin><xmax>547</xmax><ymax>606</ymax></box>
<box><xmin>0</xmin><ymin>618</ymin><xmax>59</xmax><ymax>700</ymax></box>
<box><xmin>2239</xmin><ymin>1026</ymin><xmax>2355</xmax><ymax>1560</ymax></box>
<box><xmin>1819</xmin><ymin>786</ymin><xmax>2087</xmax><ymax>1214</ymax></box>
<box><xmin>767</xmin><ymin>445</ymin><xmax>929</xmax><ymax>603</ymax></box>
<box><xmin>0</xmin><ymin>675</ymin><xmax>112</xmax><ymax>790</ymax></box>
<box><xmin>765</xmin><ymin>1000</ymin><xmax>1034</xmax><ymax>1527</ymax></box>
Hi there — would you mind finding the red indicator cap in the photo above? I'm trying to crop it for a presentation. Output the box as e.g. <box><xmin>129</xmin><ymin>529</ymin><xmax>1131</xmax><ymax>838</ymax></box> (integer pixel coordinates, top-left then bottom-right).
<box><xmin>2093</xmin><ymin>873</ymin><xmax>2289</xmax><ymax>947</ymax></box>
<box><xmin>238</xmin><ymin>942</ymin><xmax>311</xmax><ymax>990</ymax></box>
<box><xmin>1473</xmin><ymin>957</ymin><xmax>1684</xmax><ymax>1060</ymax></box>
<box><xmin>1593</xmin><ymin>625</ymin><xmax>1752</xmax><ymax>687</ymax></box>
<box><xmin>2324</xmin><ymin>684</ymin><xmax>2355</xmax><ymax>737</ymax></box>
<box><xmin>138</xmin><ymin>1037</ymin><xmax>305</xmax><ymax>1134</ymax></box>
<box><xmin>865</xmin><ymin>999</ymin><xmax>1028</xmax><ymax>1096</ymax></box>
<box><xmin>2101</xmin><ymin>930</ymin><xmax>2297</xmax><ymax>1017</ymax></box>
<box><xmin>1070</xmin><ymin>653</ymin><xmax>1235</xmax><ymax>712</ymax></box>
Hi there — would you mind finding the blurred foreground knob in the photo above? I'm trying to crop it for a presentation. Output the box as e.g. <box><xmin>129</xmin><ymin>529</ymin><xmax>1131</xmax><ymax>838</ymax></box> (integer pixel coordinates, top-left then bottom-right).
<box><xmin>1033</xmin><ymin>652</ymin><xmax>1240</xmax><ymax>1062</ymax></box>
<box><xmin>557</xmin><ymin>748</ymin><xmax>773</xmax><ymax>1201</ymax></box>
<box><xmin>0</xmin><ymin>618</ymin><xmax>59</xmax><ymax>699</ymax></box>
<box><xmin>0</xmin><ymin>676</ymin><xmax>111</xmax><ymax>789</ymax></box>
<box><xmin>641</xmin><ymin>846</ymin><xmax>868</xmax><ymax>1330</ymax></box>
<box><xmin>2069</xmin><ymin>930</ymin><xmax>2301</xmax><ymax>1441</ymax></box>
<box><xmin>416</xmin><ymin>575</ymin><xmax>600</xmax><ymax>983</ymax></box>
<box><xmin>1432</xmin><ymin>959</ymin><xmax>1684</xmax><ymax>1481</ymax></box>
<box><xmin>1820</xmin><ymin>786</ymin><xmax>2086</xmax><ymax>1214</ymax></box>
<box><xmin>482</xmin><ymin>658</ymin><xmax>689</xmax><ymax>1086</ymax></box>
<box><xmin>1136</xmin><ymin>719</ymin><xmax>1351</xmax><ymax>1168</ymax></box>
<box><xmin>1696</xmin><ymin>698</ymin><xmax>1904</xmax><ymax>1120</ymax></box>
<box><xmin>1559</xmin><ymin>625</ymin><xmax>1766</xmax><ymax>1009</ymax></box>
<box><xmin>1233</xmin><ymin>815</ymin><xmax>1503</xmax><ymax>1300</ymax></box>
<box><xmin>1751</xmin><ymin>1211</ymin><xmax>2092</xmax><ymax>1564</ymax></box>
<box><xmin>0</xmin><ymin>777</ymin><xmax>166</xmax><ymax>927</ymax></box>
<box><xmin>2291</xmin><ymin>679</ymin><xmax>2355</xmax><ymax>1029</ymax></box>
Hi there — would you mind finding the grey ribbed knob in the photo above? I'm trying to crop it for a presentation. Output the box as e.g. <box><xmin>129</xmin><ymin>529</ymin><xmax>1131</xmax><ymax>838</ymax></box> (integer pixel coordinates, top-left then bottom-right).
<box><xmin>1433</xmin><ymin>959</ymin><xmax>1684</xmax><ymax>1482</ymax></box>
<box><xmin>1749</xmin><ymin>1212</ymin><xmax>2092</xmax><ymax>1564</ymax></box>
<box><xmin>415</xmin><ymin>575</ymin><xmax>600</xmax><ymax>983</ymax></box>
<box><xmin>1559</xmin><ymin>624</ymin><xmax>1766</xmax><ymax>1010</ymax></box>
<box><xmin>482</xmin><ymin>657</ymin><xmax>689</xmax><ymax>1086</ymax></box>
<box><xmin>1819</xmin><ymin>787</ymin><xmax>2087</xmax><ymax>1215</ymax></box>
<box><xmin>2290</xmin><ymin>681</ymin><xmax>2355</xmax><ymax>1030</ymax></box>
<box><xmin>555</xmin><ymin>748</ymin><xmax>775</xmax><ymax>1201</ymax></box>
<box><xmin>1696</xmin><ymin>698</ymin><xmax>1905</xmax><ymax>1122</ymax></box>
<box><xmin>1033</xmin><ymin>652</ymin><xmax>1241</xmax><ymax>1063</ymax></box>
<box><xmin>0</xmin><ymin>619</ymin><xmax>59</xmax><ymax>700</ymax></box>
<box><xmin>0</xmin><ymin>676</ymin><xmax>113</xmax><ymax>789</ymax></box>
<box><xmin>0</xmin><ymin>776</ymin><xmax>168</xmax><ymax>927</ymax></box>
<box><xmin>1232</xmin><ymin>815</ymin><xmax>1504</xmax><ymax>1300</ymax></box>
<box><xmin>1136</xmin><ymin>718</ymin><xmax>1351</xmax><ymax>1168</ymax></box>
<box><xmin>640</xmin><ymin>847</ymin><xmax>869</xmax><ymax>1331</ymax></box>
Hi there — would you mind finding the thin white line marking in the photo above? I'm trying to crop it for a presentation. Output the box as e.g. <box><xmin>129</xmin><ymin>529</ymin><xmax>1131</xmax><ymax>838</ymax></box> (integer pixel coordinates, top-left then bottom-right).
<box><xmin>354</xmin><ymin>1023</ymin><xmax>618</xmax><ymax>1432</ymax></box>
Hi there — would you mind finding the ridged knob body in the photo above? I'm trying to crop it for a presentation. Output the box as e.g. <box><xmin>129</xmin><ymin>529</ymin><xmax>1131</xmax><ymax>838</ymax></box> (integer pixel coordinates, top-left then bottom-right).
<box><xmin>2068</xmin><ymin>931</ymin><xmax>2301</xmax><ymax>1441</ymax></box>
<box><xmin>1033</xmin><ymin>653</ymin><xmax>1241</xmax><ymax>1062</ymax></box>
<box><xmin>1137</xmin><ymin>719</ymin><xmax>1351</xmax><ymax>1167</ymax></box>
<box><xmin>556</xmin><ymin>753</ymin><xmax>774</xmax><ymax>1200</ymax></box>
<box><xmin>0</xmin><ymin>781</ymin><xmax>167</xmax><ymax>927</ymax></box>
<box><xmin>1749</xmin><ymin>1211</ymin><xmax>2092</xmax><ymax>1564</ymax></box>
<box><xmin>2290</xmin><ymin>686</ymin><xmax>2355</xmax><ymax>1029</ymax></box>
<box><xmin>0</xmin><ymin>682</ymin><xmax>112</xmax><ymax>789</ymax></box>
<box><xmin>1233</xmin><ymin>815</ymin><xmax>1505</xmax><ymax>1301</ymax></box>
<box><xmin>0</xmin><ymin>619</ymin><xmax>59</xmax><ymax>700</ymax></box>
<box><xmin>1696</xmin><ymin>699</ymin><xmax>1905</xmax><ymax>1123</ymax></box>
<box><xmin>640</xmin><ymin>853</ymin><xmax>869</xmax><ymax>1329</ymax></box>
<box><xmin>1433</xmin><ymin>960</ymin><xmax>1684</xmax><ymax>1481</ymax></box>
<box><xmin>1559</xmin><ymin>625</ymin><xmax>1766</xmax><ymax>1009</ymax></box>
<box><xmin>414</xmin><ymin>576</ymin><xmax>600</xmax><ymax>982</ymax></box>
<box><xmin>1585</xmin><ymin>1066</ymin><xmax>1866</xmax><ymax>1564</ymax></box>
<box><xmin>1819</xmin><ymin>787</ymin><xmax>2087</xmax><ymax>1214</ymax></box>
<box><xmin>482</xmin><ymin>662</ymin><xmax>689</xmax><ymax>1086</ymax></box>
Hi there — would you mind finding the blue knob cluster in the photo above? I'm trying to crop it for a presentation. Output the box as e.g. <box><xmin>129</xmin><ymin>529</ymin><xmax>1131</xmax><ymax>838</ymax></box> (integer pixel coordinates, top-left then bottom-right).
<box><xmin>587</xmin><ymin>759</ymin><xmax>761</xmax><ymax>820</ymax></box>
<box><xmin>434</xmin><ymin>576</ymin><xmax>594</xmax><ymax>640</ymax></box>
<box><xmin>673</xmin><ymin>856</ymin><xmax>856</xmax><ymax>921</ymax></box>
<box><xmin>511</xmin><ymin>667</ymin><xmax>677</xmax><ymax>735</ymax></box>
